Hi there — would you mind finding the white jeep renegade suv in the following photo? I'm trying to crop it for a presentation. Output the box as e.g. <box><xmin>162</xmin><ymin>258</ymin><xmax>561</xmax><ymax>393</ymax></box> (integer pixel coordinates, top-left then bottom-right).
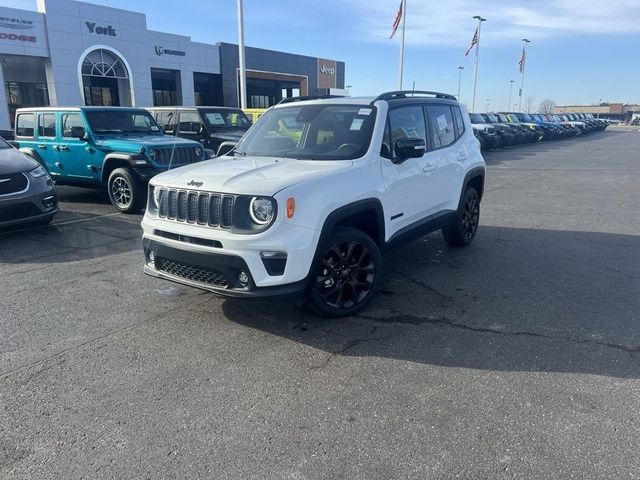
<box><xmin>141</xmin><ymin>91</ymin><xmax>486</xmax><ymax>317</ymax></box>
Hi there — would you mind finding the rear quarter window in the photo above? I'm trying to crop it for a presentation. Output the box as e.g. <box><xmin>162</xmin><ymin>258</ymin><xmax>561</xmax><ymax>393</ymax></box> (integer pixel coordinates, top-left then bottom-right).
<box><xmin>427</xmin><ymin>105</ymin><xmax>455</xmax><ymax>149</ymax></box>
<box><xmin>16</xmin><ymin>113</ymin><xmax>35</xmax><ymax>138</ymax></box>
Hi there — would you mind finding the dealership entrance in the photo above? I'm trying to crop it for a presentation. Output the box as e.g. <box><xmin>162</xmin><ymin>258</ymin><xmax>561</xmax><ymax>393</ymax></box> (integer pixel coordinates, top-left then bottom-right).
<box><xmin>80</xmin><ymin>48</ymin><xmax>132</xmax><ymax>107</ymax></box>
<box><xmin>241</xmin><ymin>70</ymin><xmax>308</xmax><ymax>108</ymax></box>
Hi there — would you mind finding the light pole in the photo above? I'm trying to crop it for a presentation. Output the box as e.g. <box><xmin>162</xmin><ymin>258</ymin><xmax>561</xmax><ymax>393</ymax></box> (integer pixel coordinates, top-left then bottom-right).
<box><xmin>345</xmin><ymin>85</ymin><xmax>352</xmax><ymax>97</ymax></box>
<box><xmin>457</xmin><ymin>66</ymin><xmax>464</xmax><ymax>100</ymax></box>
<box><xmin>471</xmin><ymin>15</ymin><xmax>487</xmax><ymax>112</ymax></box>
<box><xmin>508</xmin><ymin>80</ymin><xmax>514</xmax><ymax>112</ymax></box>
<box><xmin>598</xmin><ymin>98</ymin><xmax>602</xmax><ymax>118</ymax></box>
<box><xmin>485</xmin><ymin>98</ymin><xmax>491</xmax><ymax>112</ymax></box>
<box><xmin>518</xmin><ymin>38</ymin><xmax>530</xmax><ymax>112</ymax></box>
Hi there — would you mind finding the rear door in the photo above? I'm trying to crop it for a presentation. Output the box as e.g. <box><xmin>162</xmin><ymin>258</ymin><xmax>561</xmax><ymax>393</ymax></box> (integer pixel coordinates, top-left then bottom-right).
<box><xmin>425</xmin><ymin>104</ymin><xmax>467</xmax><ymax>213</ymax></box>
<box><xmin>34</xmin><ymin>112</ymin><xmax>60</xmax><ymax>176</ymax></box>
<box><xmin>57</xmin><ymin>111</ymin><xmax>99</xmax><ymax>180</ymax></box>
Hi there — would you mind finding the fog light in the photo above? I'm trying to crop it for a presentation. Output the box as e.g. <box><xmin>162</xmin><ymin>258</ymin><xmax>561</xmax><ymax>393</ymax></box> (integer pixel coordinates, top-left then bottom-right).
<box><xmin>148</xmin><ymin>250</ymin><xmax>155</xmax><ymax>268</ymax></box>
<box><xmin>238</xmin><ymin>271</ymin><xmax>249</xmax><ymax>286</ymax></box>
<box><xmin>42</xmin><ymin>196</ymin><xmax>56</xmax><ymax>209</ymax></box>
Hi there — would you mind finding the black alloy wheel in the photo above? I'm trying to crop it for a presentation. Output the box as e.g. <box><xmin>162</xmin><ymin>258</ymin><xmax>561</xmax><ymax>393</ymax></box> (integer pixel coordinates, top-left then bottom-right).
<box><xmin>308</xmin><ymin>227</ymin><xmax>382</xmax><ymax>317</ymax></box>
<box><xmin>442</xmin><ymin>187</ymin><xmax>480</xmax><ymax>247</ymax></box>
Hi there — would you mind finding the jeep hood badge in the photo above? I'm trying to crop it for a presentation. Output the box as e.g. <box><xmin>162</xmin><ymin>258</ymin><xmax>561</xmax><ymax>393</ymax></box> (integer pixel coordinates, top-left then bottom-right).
<box><xmin>187</xmin><ymin>180</ymin><xmax>203</xmax><ymax>188</ymax></box>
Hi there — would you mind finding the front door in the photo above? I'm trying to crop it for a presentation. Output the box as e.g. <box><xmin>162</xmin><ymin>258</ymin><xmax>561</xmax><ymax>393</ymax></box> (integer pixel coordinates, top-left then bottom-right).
<box><xmin>380</xmin><ymin>105</ymin><xmax>435</xmax><ymax>237</ymax></box>
<box><xmin>55</xmin><ymin>112</ymin><xmax>98</xmax><ymax>180</ymax></box>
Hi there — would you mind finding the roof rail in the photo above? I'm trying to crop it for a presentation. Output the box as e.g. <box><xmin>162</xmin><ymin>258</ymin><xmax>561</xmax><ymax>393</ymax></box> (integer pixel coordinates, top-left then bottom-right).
<box><xmin>373</xmin><ymin>90</ymin><xmax>457</xmax><ymax>102</ymax></box>
<box><xmin>277</xmin><ymin>95</ymin><xmax>344</xmax><ymax>105</ymax></box>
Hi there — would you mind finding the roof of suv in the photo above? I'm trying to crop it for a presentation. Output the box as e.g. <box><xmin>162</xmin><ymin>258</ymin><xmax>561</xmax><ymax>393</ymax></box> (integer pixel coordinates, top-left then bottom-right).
<box><xmin>146</xmin><ymin>106</ymin><xmax>244</xmax><ymax>112</ymax></box>
<box><xmin>16</xmin><ymin>106</ymin><xmax>150</xmax><ymax>113</ymax></box>
<box><xmin>271</xmin><ymin>91</ymin><xmax>459</xmax><ymax>110</ymax></box>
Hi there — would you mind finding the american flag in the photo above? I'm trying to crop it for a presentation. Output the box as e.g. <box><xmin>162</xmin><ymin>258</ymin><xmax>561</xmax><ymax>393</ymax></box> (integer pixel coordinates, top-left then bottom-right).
<box><xmin>465</xmin><ymin>28</ymin><xmax>478</xmax><ymax>56</ymax></box>
<box><xmin>518</xmin><ymin>46</ymin><xmax>526</xmax><ymax>73</ymax></box>
<box><xmin>390</xmin><ymin>1</ymin><xmax>403</xmax><ymax>39</ymax></box>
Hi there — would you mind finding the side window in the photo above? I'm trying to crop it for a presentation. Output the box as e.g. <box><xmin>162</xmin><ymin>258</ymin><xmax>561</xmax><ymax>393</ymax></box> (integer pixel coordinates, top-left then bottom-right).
<box><xmin>61</xmin><ymin>113</ymin><xmax>84</xmax><ymax>138</ymax></box>
<box><xmin>388</xmin><ymin>106</ymin><xmax>427</xmax><ymax>158</ymax></box>
<box><xmin>452</xmin><ymin>106</ymin><xmax>465</xmax><ymax>139</ymax></box>
<box><xmin>158</xmin><ymin>112</ymin><xmax>176</xmax><ymax>133</ymax></box>
<box><xmin>427</xmin><ymin>105</ymin><xmax>455</xmax><ymax>149</ymax></box>
<box><xmin>16</xmin><ymin>113</ymin><xmax>35</xmax><ymax>138</ymax></box>
<box><xmin>38</xmin><ymin>113</ymin><xmax>56</xmax><ymax>138</ymax></box>
<box><xmin>178</xmin><ymin>111</ymin><xmax>203</xmax><ymax>133</ymax></box>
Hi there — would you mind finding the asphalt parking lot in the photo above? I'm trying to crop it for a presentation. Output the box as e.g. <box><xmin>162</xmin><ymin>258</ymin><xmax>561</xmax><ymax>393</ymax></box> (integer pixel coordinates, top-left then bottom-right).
<box><xmin>2</xmin><ymin>128</ymin><xmax>639</xmax><ymax>479</ymax></box>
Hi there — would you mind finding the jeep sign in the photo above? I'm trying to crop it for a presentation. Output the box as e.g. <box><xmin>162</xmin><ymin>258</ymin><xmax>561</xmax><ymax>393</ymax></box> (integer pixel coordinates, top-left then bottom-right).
<box><xmin>317</xmin><ymin>58</ymin><xmax>337</xmax><ymax>89</ymax></box>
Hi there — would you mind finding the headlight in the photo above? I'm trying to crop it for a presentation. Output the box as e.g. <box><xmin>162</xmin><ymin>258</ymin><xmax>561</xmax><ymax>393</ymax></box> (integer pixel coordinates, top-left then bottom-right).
<box><xmin>28</xmin><ymin>165</ymin><xmax>47</xmax><ymax>178</ymax></box>
<box><xmin>249</xmin><ymin>197</ymin><xmax>274</xmax><ymax>225</ymax></box>
<box><xmin>149</xmin><ymin>149</ymin><xmax>159</xmax><ymax>160</ymax></box>
<box><xmin>152</xmin><ymin>186</ymin><xmax>162</xmax><ymax>209</ymax></box>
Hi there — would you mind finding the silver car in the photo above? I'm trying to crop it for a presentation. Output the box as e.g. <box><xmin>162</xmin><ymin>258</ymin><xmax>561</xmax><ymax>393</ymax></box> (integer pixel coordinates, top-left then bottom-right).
<box><xmin>0</xmin><ymin>137</ymin><xmax>57</xmax><ymax>228</ymax></box>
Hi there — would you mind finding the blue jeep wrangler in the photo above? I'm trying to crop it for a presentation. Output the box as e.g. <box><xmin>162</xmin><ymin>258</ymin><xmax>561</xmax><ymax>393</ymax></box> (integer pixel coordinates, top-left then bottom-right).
<box><xmin>14</xmin><ymin>107</ymin><xmax>208</xmax><ymax>213</ymax></box>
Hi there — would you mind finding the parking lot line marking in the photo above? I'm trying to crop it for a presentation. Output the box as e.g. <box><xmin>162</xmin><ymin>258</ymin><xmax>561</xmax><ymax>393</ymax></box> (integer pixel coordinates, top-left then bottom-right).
<box><xmin>0</xmin><ymin>212</ymin><xmax>126</xmax><ymax>237</ymax></box>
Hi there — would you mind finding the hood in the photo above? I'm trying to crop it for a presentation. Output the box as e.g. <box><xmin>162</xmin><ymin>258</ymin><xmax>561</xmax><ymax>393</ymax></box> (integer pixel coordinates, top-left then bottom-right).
<box><xmin>151</xmin><ymin>155</ymin><xmax>353</xmax><ymax>196</ymax></box>
<box><xmin>92</xmin><ymin>134</ymin><xmax>201</xmax><ymax>153</ymax></box>
<box><xmin>0</xmin><ymin>147</ymin><xmax>40</xmax><ymax>175</ymax></box>
<box><xmin>211</xmin><ymin>129</ymin><xmax>247</xmax><ymax>141</ymax></box>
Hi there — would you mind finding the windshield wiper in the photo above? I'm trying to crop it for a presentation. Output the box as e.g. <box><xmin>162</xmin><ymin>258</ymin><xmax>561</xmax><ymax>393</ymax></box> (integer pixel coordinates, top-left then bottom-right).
<box><xmin>234</xmin><ymin>150</ymin><xmax>246</xmax><ymax>156</ymax></box>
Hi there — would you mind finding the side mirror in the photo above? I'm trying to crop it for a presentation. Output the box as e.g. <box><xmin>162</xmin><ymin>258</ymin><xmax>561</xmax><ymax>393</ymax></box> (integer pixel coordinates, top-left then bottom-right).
<box><xmin>394</xmin><ymin>138</ymin><xmax>426</xmax><ymax>163</ymax></box>
<box><xmin>71</xmin><ymin>126</ymin><xmax>86</xmax><ymax>140</ymax></box>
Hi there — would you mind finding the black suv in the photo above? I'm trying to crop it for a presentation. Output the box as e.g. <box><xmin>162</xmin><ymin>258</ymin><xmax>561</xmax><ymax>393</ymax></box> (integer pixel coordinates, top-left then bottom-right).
<box><xmin>148</xmin><ymin>107</ymin><xmax>252</xmax><ymax>156</ymax></box>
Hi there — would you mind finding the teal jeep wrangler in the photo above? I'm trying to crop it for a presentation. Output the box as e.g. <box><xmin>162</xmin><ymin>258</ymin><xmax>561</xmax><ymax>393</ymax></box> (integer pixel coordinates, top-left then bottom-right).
<box><xmin>14</xmin><ymin>107</ymin><xmax>209</xmax><ymax>213</ymax></box>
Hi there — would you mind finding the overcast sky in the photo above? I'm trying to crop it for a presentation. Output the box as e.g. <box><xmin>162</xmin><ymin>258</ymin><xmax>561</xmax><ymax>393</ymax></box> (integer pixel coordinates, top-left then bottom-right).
<box><xmin>12</xmin><ymin>0</ymin><xmax>640</xmax><ymax>110</ymax></box>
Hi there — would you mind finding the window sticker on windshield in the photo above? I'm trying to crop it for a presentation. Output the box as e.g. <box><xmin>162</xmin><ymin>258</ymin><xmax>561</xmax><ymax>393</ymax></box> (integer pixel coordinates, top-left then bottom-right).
<box><xmin>282</xmin><ymin>117</ymin><xmax>300</xmax><ymax>129</ymax></box>
<box><xmin>358</xmin><ymin>108</ymin><xmax>372</xmax><ymax>116</ymax></box>
<box><xmin>209</xmin><ymin>113</ymin><xmax>226</xmax><ymax>125</ymax></box>
<box><xmin>437</xmin><ymin>114</ymin><xmax>448</xmax><ymax>131</ymax></box>
<box><xmin>350</xmin><ymin>118</ymin><xmax>364</xmax><ymax>131</ymax></box>
<box><xmin>151</xmin><ymin>125</ymin><xmax>159</xmax><ymax>131</ymax></box>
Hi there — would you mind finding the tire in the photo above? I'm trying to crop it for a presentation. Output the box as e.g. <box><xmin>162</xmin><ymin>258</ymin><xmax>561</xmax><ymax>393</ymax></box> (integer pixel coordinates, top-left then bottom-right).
<box><xmin>307</xmin><ymin>227</ymin><xmax>383</xmax><ymax>318</ymax></box>
<box><xmin>107</xmin><ymin>167</ymin><xmax>144</xmax><ymax>213</ymax></box>
<box><xmin>442</xmin><ymin>187</ymin><xmax>480</xmax><ymax>247</ymax></box>
<box><xmin>38</xmin><ymin>214</ymin><xmax>55</xmax><ymax>226</ymax></box>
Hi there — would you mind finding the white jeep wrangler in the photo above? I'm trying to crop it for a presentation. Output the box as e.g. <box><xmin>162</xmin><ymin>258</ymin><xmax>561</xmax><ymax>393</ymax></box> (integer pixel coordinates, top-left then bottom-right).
<box><xmin>141</xmin><ymin>91</ymin><xmax>486</xmax><ymax>317</ymax></box>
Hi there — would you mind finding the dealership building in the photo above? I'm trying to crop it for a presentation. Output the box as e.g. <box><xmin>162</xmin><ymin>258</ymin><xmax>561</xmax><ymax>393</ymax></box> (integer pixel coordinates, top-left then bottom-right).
<box><xmin>0</xmin><ymin>0</ymin><xmax>345</xmax><ymax>131</ymax></box>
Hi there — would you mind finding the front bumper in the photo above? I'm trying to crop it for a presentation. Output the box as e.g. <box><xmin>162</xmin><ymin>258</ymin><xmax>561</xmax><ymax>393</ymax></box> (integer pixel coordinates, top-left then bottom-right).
<box><xmin>143</xmin><ymin>238</ymin><xmax>307</xmax><ymax>299</ymax></box>
<box><xmin>0</xmin><ymin>177</ymin><xmax>57</xmax><ymax>228</ymax></box>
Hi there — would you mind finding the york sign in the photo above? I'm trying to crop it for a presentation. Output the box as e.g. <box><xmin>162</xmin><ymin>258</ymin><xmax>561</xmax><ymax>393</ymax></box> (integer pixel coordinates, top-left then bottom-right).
<box><xmin>85</xmin><ymin>22</ymin><xmax>116</xmax><ymax>36</ymax></box>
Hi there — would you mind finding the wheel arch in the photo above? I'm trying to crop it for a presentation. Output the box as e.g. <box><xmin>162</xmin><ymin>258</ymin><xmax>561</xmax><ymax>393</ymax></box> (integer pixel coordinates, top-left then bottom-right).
<box><xmin>101</xmin><ymin>153</ymin><xmax>141</xmax><ymax>183</ymax></box>
<box><xmin>458</xmin><ymin>166</ymin><xmax>485</xmax><ymax>210</ymax></box>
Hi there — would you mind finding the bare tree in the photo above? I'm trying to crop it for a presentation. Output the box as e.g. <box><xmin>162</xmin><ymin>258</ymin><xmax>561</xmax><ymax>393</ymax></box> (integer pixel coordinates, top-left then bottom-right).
<box><xmin>524</xmin><ymin>96</ymin><xmax>537</xmax><ymax>113</ymax></box>
<box><xmin>538</xmin><ymin>98</ymin><xmax>556</xmax><ymax>114</ymax></box>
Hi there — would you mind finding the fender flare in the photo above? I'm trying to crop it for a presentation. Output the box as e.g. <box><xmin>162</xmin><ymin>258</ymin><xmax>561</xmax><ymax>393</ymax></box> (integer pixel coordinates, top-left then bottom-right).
<box><xmin>457</xmin><ymin>166</ymin><xmax>485</xmax><ymax>210</ymax></box>
<box><xmin>101</xmin><ymin>152</ymin><xmax>148</xmax><ymax>182</ymax></box>
<box><xmin>303</xmin><ymin>198</ymin><xmax>385</xmax><ymax>285</ymax></box>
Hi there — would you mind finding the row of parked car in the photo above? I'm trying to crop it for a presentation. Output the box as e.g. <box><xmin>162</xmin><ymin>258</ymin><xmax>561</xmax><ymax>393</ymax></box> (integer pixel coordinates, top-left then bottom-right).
<box><xmin>469</xmin><ymin>112</ymin><xmax>609</xmax><ymax>149</ymax></box>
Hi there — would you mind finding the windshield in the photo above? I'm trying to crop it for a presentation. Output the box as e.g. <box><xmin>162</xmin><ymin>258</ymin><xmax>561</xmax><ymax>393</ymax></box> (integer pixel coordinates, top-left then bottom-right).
<box><xmin>85</xmin><ymin>110</ymin><xmax>161</xmax><ymax>134</ymax></box>
<box><xmin>497</xmin><ymin>114</ymin><xmax>510</xmax><ymax>123</ymax></box>
<box><xmin>202</xmin><ymin>109</ymin><xmax>251</xmax><ymax>130</ymax></box>
<box><xmin>469</xmin><ymin>113</ymin><xmax>485</xmax><ymax>123</ymax></box>
<box><xmin>484</xmin><ymin>113</ymin><xmax>499</xmax><ymax>123</ymax></box>
<box><xmin>508</xmin><ymin>115</ymin><xmax>520</xmax><ymax>123</ymax></box>
<box><xmin>0</xmin><ymin>137</ymin><xmax>10</xmax><ymax>149</ymax></box>
<box><xmin>234</xmin><ymin>104</ymin><xmax>376</xmax><ymax>160</ymax></box>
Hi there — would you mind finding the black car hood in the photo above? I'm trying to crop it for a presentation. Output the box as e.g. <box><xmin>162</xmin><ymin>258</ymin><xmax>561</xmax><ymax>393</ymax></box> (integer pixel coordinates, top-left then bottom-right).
<box><xmin>0</xmin><ymin>148</ymin><xmax>40</xmax><ymax>175</ymax></box>
<box><xmin>211</xmin><ymin>129</ymin><xmax>247</xmax><ymax>139</ymax></box>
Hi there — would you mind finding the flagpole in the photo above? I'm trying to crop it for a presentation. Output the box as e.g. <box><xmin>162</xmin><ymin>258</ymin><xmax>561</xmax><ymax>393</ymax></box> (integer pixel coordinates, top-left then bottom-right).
<box><xmin>471</xmin><ymin>15</ymin><xmax>486</xmax><ymax>112</ymax></box>
<box><xmin>518</xmin><ymin>38</ymin><xmax>530</xmax><ymax>112</ymax></box>
<box><xmin>237</xmin><ymin>0</ymin><xmax>247</xmax><ymax>109</ymax></box>
<box><xmin>397</xmin><ymin>0</ymin><xmax>407</xmax><ymax>89</ymax></box>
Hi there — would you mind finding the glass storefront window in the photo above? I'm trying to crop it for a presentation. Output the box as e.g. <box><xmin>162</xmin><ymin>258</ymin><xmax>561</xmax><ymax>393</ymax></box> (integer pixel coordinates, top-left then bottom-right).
<box><xmin>4</xmin><ymin>82</ymin><xmax>50</xmax><ymax>128</ymax></box>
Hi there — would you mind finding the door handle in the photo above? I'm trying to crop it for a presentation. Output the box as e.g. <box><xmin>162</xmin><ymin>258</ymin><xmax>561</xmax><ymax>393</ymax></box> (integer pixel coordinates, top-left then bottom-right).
<box><xmin>422</xmin><ymin>161</ymin><xmax>436</xmax><ymax>172</ymax></box>
<box><xmin>57</xmin><ymin>145</ymin><xmax>70</xmax><ymax>152</ymax></box>
<box><xmin>37</xmin><ymin>144</ymin><xmax>47</xmax><ymax>149</ymax></box>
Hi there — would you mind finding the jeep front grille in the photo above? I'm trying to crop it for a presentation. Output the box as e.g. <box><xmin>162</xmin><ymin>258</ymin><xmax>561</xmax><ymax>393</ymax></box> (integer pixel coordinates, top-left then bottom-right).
<box><xmin>157</xmin><ymin>188</ymin><xmax>235</xmax><ymax>228</ymax></box>
<box><xmin>152</xmin><ymin>147</ymin><xmax>201</xmax><ymax>167</ymax></box>
<box><xmin>155</xmin><ymin>256</ymin><xmax>228</xmax><ymax>287</ymax></box>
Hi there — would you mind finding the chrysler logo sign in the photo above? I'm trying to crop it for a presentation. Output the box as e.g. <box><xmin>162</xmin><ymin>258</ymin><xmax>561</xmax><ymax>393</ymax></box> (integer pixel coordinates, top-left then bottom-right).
<box><xmin>155</xmin><ymin>46</ymin><xmax>186</xmax><ymax>57</ymax></box>
<box><xmin>0</xmin><ymin>17</ymin><xmax>34</xmax><ymax>29</ymax></box>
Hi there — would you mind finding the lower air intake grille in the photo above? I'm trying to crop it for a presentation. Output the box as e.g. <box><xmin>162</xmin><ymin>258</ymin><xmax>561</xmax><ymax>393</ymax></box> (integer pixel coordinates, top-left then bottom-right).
<box><xmin>156</xmin><ymin>257</ymin><xmax>228</xmax><ymax>287</ymax></box>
